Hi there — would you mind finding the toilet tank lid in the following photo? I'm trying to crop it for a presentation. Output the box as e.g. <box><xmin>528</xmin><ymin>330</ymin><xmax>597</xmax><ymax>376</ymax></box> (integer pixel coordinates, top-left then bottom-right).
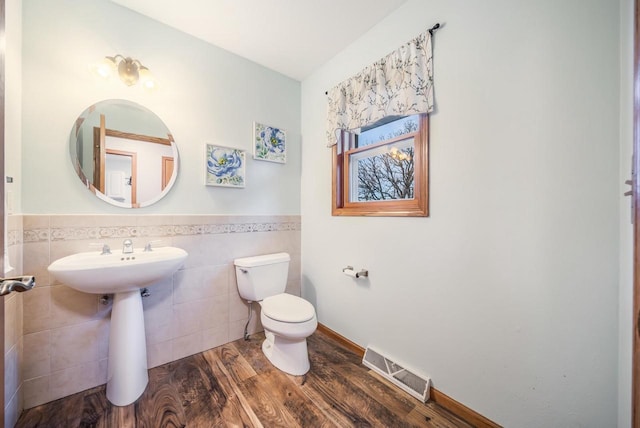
<box><xmin>234</xmin><ymin>252</ymin><xmax>290</xmax><ymax>267</ymax></box>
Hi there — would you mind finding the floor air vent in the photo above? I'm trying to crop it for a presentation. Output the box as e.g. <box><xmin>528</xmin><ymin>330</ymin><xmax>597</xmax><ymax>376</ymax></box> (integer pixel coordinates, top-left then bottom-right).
<box><xmin>362</xmin><ymin>347</ymin><xmax>430</xmax><ymax>402</ymax></box>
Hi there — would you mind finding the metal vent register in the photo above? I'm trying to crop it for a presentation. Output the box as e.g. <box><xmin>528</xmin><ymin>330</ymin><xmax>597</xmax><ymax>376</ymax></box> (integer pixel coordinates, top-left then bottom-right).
<box><xmin>362</xmin><ymin>347</ymin><xmax>430</xmax><ymax>402</ymax></box>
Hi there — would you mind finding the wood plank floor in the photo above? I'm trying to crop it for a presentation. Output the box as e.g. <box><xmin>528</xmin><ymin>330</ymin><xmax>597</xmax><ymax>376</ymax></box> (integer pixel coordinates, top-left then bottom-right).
<box><xmin>16</xmin><ymin>330</ymin><xmax>473</xmax><ymax>427</ymax></box>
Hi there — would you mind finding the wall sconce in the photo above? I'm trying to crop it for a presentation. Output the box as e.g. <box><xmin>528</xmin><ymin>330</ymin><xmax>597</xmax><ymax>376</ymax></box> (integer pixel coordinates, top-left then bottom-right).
<box><xmin>94</xmin><ymin>54</ymin><xmax>157</xmax><ymax>90</ymax></box>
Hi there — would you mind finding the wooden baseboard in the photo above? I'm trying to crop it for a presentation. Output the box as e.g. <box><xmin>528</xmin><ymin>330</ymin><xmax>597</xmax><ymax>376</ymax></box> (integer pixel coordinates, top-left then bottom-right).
<box><xmin>316</xmin><ymin>323</ymin><xmax>501</xmax><ymax>428</ymax></box>
<box><xmin>316</xmin><ymin>323</ymin><xmax>365</xmax><ymax>357</ymax></box>
<box><xmin>429</xmin><ymin>388</ymin><xmax>501</xmax><ymax>428</ymax></box>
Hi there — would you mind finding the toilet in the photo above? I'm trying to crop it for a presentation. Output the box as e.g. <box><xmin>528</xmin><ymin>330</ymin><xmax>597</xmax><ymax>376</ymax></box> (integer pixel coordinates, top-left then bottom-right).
<box><xmin>234</xmin><ymin>252</ymin><xmax>317</xmax><ymax>376</ymax></box>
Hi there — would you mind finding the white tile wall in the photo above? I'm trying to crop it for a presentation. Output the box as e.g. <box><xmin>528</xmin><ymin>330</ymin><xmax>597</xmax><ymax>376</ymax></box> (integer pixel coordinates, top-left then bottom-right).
<box><xmin>5</xmin><ymin>213</ymin><xmax>23</xmax><ymax>428</ymax></box>
<box><xmin>14</xmin><ymin>214</ymin><xmax>300</xmax><ymax>411</ymax></box>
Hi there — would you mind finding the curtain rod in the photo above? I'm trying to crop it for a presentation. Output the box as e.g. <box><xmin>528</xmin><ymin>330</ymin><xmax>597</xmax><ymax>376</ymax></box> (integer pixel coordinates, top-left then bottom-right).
<box><xmin>324</xmin><ymin>22</ymin><xmax>441</xmax><ymax>95</ymax></box>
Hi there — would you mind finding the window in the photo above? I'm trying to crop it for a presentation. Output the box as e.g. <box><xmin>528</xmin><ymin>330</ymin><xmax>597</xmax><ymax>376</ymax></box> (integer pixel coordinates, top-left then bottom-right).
<box><xmin>332</xmin><ymin>113</ymin><xmax>429</xmax><ymax>217</ymax></box>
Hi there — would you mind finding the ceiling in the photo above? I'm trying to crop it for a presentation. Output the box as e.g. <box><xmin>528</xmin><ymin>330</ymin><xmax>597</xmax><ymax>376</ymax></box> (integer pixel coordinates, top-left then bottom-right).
<box><xmin>110</xmin><ymin>0</ymin><xmax>408</xmax><ymax>81</ymax></box>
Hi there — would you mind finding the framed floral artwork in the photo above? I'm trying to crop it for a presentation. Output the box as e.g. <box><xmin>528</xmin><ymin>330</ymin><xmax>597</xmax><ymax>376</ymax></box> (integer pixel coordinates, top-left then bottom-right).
<box><xmin>253</xmin><ymin>122</ymin><xmax>286</xmax><ymax>163</ymax></box>
<box><xmin>204</xmin><ymin>144</ymin><xmax>246</xmax><ymax>188</ymax></box>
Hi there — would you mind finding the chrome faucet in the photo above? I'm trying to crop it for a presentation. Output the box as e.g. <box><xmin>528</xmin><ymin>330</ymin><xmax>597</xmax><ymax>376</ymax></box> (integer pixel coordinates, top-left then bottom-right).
<box><xmin>122</xmin><ymin>239</ymin><xmax>134</xmax><ymax>254</ymax></box>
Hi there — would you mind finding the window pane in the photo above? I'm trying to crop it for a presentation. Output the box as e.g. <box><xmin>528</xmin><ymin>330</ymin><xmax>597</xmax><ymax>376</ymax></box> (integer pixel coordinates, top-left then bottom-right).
<box><xmin>349</xmin><ymin>137</ymin><xmax>415</xmax><ymax>202</ymax></box>
<box><xmin>358</xmin><ymin>114</ymin><xmax>420</xmax><ymax>147</ymax></box>
<box><xmin>333</xmin><ymin>112</ymin><xmax>428</xmax><ymax>217</ymax></box>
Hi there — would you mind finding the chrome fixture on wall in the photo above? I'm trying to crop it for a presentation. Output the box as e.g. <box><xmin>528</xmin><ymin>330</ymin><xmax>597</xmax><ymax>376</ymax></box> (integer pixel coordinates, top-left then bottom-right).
<box><xmin>95</xmin><ymin>54</ymin><xmax>157</xmax><ymax>89</ymax></box>
<box><xmin>342</xmin><ymin>266</ymin><xmax>369</xmax><ymax>278</ymax></box>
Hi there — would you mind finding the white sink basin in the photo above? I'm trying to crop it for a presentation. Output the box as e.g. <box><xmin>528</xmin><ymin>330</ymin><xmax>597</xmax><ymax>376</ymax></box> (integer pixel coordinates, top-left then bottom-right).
<box><xmin>47</xmin><ymin>245</ymin><xmax>187</xmax><ymax>407</ymax></box>
<box><xmin>48</xmin><ymin>247</ymin><xmax>187</xmax><ymax>294</ymax></box>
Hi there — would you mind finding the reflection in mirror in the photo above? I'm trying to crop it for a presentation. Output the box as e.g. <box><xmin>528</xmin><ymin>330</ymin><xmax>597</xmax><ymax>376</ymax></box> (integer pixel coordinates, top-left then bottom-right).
<box><xmin>69</xmin><ymin>100</ymin><xmax>178</xmax><ymax>208</ymax></box>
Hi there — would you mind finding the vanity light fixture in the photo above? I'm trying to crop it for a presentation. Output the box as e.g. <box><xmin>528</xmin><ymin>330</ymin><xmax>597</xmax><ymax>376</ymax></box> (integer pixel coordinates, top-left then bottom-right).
<box><xmin>95</xmin><ymin>54</ymin><xmax>158</xmax><ymax>90</ymax></box>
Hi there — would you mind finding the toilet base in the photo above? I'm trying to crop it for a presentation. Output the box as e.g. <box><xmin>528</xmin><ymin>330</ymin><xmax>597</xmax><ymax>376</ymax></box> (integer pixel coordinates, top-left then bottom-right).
<box><xmin>262</xmin><ymin>330</ymin><xmax>311</xmax><ymax>376</ymax></box>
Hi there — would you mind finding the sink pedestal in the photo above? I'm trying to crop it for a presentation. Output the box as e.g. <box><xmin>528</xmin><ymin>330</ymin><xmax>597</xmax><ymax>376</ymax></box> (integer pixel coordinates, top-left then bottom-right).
<box><xmin>106</xmin><ymin>290</ymin><xmax>148</xmax><ymax>406</ymax></box>
<box><xmin>47</xmin><ymin>246</ymin><xmax>188</xmax><ymax>406</ymax></box>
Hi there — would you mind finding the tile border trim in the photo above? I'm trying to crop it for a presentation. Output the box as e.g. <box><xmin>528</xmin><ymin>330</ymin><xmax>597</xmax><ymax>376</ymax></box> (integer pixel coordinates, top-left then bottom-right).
<box><xmin>23</xmin><ymin>216</ymin><xmax>301</xmax><ymax>243</ymax></box>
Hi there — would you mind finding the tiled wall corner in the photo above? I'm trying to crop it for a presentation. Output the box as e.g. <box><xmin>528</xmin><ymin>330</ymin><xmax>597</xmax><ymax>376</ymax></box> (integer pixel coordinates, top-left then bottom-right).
<box><xmin>7</xmin><ymin>214</ymin><xmax>23</xmax><ymax>276</ymax></box>
<box><xmin>5</xmin><ymin>214</ymin><xmax>24</xmax><ymax>428</ymax></box>
<box><xmin>20</xmin><ymin>214</ymin><xmax>301</xmax><ymax>409</ymax></box>
<box><xmin>4</xmin><ymin>293</ymin><xmax>23</xmax><ymax>428</ymax></box>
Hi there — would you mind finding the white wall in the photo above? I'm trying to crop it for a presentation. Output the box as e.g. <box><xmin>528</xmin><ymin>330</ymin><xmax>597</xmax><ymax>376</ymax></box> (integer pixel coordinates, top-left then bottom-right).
<box><xmin>301</xmin><ymin>0</ymin><xmax>620</xmax><ymax>426</ymax></box>
<box><xmin>4</xmin><ymin>1</ymin><xmax>24</xmax><ymax>425</ymax></box>
<box><xmin>6</xmin><ymin>0</ymin><xmax>22</xmax><ymax>214</ymax></box>
<box><xmin>618</xmin><ymin>0</ymin><xmax>633</xmax><ymax>426</ymax></box>
<box><xmin>21</xmin><ymin>0</ymin><xmax>301</xmax><ymax>215</ymax></box>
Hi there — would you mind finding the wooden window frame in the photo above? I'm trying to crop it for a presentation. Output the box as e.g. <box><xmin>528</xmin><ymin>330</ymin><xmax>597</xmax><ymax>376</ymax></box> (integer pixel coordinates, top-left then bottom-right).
<box><xmin>332</xmin><ymin>113</ymin><xmax>429</xmax><ymax>217</ymax></box>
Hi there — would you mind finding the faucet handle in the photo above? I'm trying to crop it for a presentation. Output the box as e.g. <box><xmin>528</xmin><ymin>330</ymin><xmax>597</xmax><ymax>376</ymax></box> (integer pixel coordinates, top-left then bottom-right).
<box><xmin>89</xmin><ymin>243</ymin><xmax>111</xmax><ymax>255</ymax></box>
<box><xmin>143</xmin><ymin>240</ymin><xmax>163</xmax><ymax>252</ymax></box>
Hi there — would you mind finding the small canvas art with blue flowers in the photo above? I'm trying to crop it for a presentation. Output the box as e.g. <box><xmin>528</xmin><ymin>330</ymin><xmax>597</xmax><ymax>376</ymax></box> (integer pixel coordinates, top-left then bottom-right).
<box><xmin>253</xmin><ymin>122</ymin><xmax>286</xmax><ymax>163</ymax></box>
<box><xmin>205</xmin><ymin>144</ymin><xmax>246</xmax><ymax>188</ymax></box>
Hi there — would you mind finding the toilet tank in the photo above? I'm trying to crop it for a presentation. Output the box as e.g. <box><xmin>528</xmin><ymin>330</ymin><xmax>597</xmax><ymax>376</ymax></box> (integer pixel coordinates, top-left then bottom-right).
<box><xmin>234</xmin><ymin>252</ymin><xmax>290</xmax><ymax>301</ymax></box>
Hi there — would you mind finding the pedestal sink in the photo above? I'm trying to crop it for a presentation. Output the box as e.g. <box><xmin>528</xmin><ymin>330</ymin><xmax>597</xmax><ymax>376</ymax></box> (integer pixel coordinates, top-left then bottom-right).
<box><xmin>48</xmin><ymin>246</ymin><xmax>188</xmax><ymax>406</ymax></box>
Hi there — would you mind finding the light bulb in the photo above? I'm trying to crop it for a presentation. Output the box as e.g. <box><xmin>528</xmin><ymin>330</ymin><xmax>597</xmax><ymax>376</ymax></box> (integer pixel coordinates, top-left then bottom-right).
<box><xmin>93</xmin><ymin>56</ymin><xmax>117</xmax><ymax>79</ymax></box>
<box><xmin>138</xmin><ymin>67</ymin><xmax>158</xmax><ymax>90</ymax></box>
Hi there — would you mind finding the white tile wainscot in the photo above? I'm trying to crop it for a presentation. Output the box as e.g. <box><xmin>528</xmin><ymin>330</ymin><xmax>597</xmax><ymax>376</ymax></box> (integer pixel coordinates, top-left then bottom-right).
<box><xmin>19</xmin><ymin>214</ymin><xmax>301</xmax><ymax>409</ymax></box>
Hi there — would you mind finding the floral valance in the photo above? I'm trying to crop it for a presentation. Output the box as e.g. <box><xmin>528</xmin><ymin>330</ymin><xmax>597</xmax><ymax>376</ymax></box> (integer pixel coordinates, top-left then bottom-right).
<box><xmin>326</xmin><ymin>29</ymin><xmax>434</xmax><ymax>147</ymax></box>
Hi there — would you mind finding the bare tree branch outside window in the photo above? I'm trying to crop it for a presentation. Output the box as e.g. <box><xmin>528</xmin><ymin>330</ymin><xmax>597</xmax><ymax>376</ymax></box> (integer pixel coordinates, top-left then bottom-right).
<box><xmin>353</xmin><ymin>116</ymin><xmax>418</xmax><ymax>201</ymax></box>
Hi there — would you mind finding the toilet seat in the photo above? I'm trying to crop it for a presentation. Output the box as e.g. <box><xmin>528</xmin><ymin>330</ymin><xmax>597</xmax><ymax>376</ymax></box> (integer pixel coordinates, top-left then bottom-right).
<box><xmin>261</xmin><ymin>293</ymin><xmax>315</xmax><ymax>323</ymax></box>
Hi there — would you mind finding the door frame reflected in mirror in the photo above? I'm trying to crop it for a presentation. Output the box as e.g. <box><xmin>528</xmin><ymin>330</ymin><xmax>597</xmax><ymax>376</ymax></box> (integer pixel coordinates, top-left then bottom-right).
<box><xmin>69</xmin><ymin>99</ymin><xmax>179</xmax><ymax>208</ymax></box>
<box><xmin>104</xmin><ymin>149</ymin><xmax>137</xmax><ymax>206</ymax></box>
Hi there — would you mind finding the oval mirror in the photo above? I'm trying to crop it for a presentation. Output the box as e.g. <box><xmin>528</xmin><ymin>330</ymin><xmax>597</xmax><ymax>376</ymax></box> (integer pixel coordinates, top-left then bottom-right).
<box><xmin>69</xmin><ymin>99</ymin><xmax>178</xmax><ymax>208</ymax></box>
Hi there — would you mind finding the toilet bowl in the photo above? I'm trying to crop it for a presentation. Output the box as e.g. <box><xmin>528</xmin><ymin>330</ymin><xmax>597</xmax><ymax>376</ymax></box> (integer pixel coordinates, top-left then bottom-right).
<box><xmin>234</xmin><ymin>253</ymin><xmax>317</xmax><ymax>376</ymax></box>
<box><xmin>259</xmin><ymin>293</ymin><xmax>318</xmax><ymax>375</ymax></box>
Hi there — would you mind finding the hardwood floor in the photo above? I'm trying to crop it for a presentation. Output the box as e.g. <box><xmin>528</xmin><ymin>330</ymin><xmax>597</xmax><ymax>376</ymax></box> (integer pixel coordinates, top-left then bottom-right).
<box><xmin>16</xmin><ymin>330</ymin><xmax>473</xmax><ymax>427</ymax></box>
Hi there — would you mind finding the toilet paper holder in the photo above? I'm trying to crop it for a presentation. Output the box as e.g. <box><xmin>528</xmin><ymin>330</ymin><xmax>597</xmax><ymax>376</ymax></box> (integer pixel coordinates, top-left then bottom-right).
<box><xmin>342</xmin><ymin>266</ymin><xmax>369</xmax><ymax>278</ymax></box>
